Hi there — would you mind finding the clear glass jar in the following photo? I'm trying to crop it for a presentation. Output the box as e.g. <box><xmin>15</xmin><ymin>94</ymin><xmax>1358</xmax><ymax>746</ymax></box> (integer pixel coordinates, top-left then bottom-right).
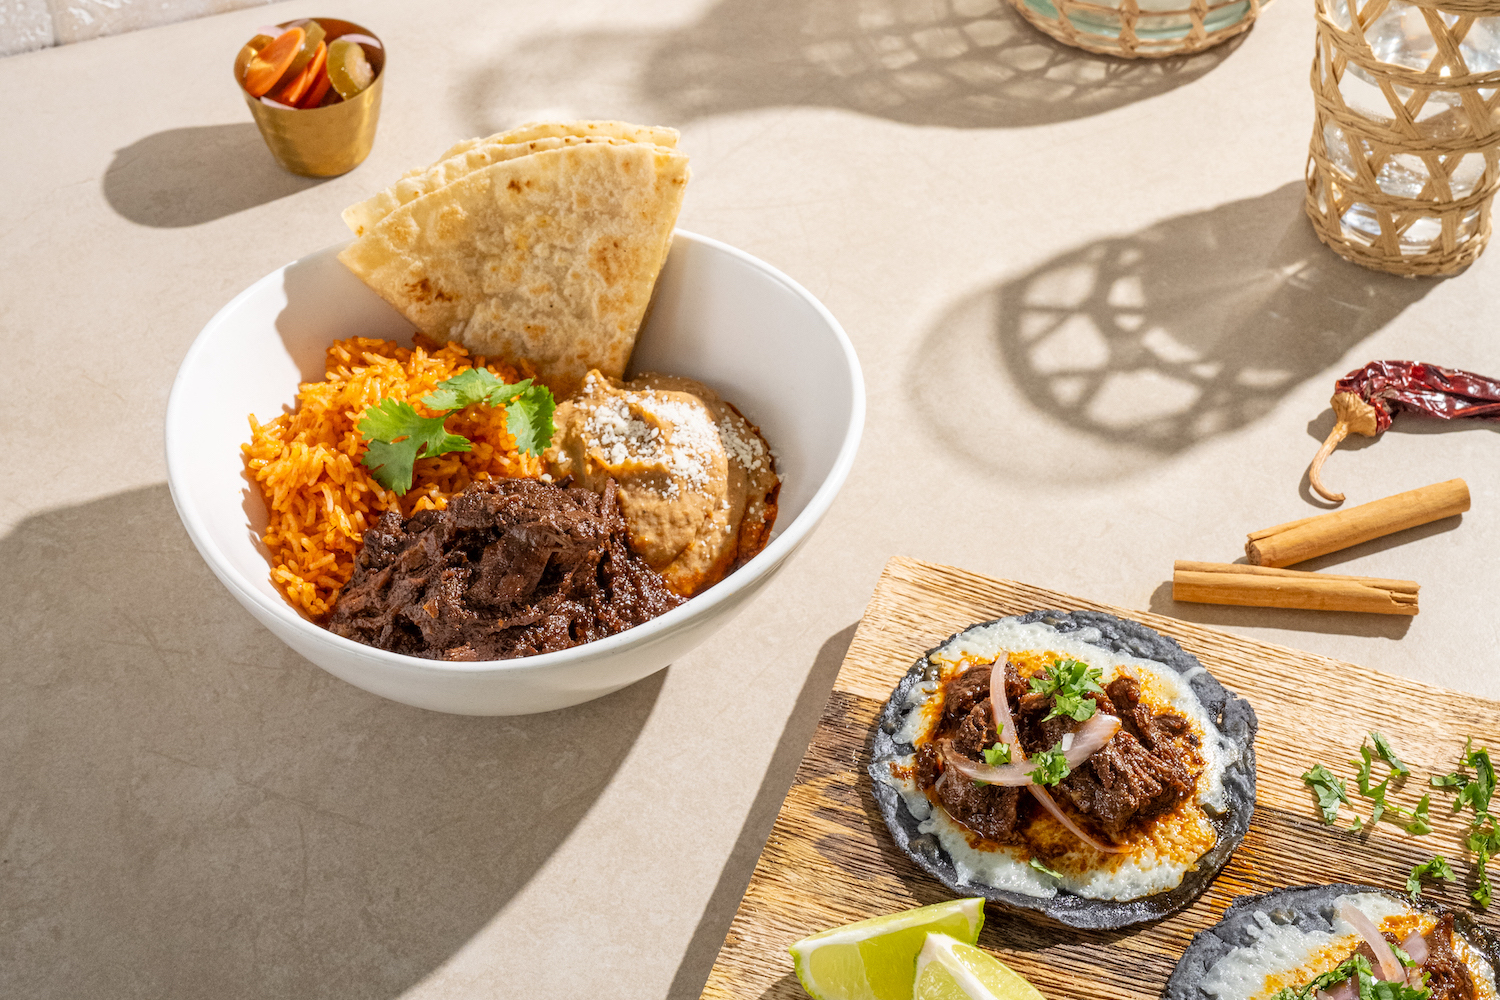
<box><xmin>1305</xmin><ymin>0</ymin><xmax>1500</xmax><ymax>274</ymax></box>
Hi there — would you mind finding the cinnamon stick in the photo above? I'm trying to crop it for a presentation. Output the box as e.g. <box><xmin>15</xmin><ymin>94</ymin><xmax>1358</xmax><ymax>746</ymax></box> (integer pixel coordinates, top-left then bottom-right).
<box><xmin>1172</xmin><ymin>561</ymin><xmax>1419</xmax><ymax>616</ymax></box>
<box><xmin>1245</xmin><ymin>478</ymin><xmax>1469</xmax><ymax>568</ymax></box>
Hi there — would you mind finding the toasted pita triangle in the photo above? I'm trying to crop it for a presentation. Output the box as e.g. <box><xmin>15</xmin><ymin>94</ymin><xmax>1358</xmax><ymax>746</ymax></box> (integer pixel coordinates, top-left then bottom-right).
<box><xmin>342</xmin><ymin>120</ymin><xmax>679</xmax><ymax>236</ymax></box>
<box><xmin>338</xmin><ymin>140</ymin><xmax>689</xmax><ymax>396</ymax></box>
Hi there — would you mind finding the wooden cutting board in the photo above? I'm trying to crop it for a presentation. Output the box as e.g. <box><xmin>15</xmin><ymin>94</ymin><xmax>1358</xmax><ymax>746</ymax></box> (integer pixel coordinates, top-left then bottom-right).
<box><xmin>699</xmin><ymin>556</ymin><xmax>1500</xmax><ymax>1000</ymax></box>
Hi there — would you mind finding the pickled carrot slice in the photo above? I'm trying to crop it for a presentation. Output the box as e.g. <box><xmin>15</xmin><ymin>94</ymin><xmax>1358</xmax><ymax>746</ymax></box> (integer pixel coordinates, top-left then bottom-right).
<box><xmin>269</xmin><ymin>40</ymin><xmax>325</xmax><ymax>106</ymax></box>
<box><xmin>242</xmin><ymin>27</ymin><xmax>303</xmax><ymax>97</ymax></box>
<box><xmin>297</xmin><ymin>52</ymin><xmax>334</xmax><ymax>108</ymax></box>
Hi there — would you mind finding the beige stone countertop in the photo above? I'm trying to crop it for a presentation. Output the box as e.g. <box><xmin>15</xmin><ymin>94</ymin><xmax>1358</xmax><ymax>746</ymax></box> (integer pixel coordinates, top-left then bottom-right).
<box><xmin>4</xmin><ymin>0</ymin><xmax>1500</xmax><ymax>996</ymax></box>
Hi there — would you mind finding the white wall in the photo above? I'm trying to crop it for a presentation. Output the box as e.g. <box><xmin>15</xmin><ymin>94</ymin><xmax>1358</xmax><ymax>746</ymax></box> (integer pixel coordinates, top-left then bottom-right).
<box><xmin>1</xmin><ymin>0</ymin><xmax>275</xmax><ymax>56</ymax></box>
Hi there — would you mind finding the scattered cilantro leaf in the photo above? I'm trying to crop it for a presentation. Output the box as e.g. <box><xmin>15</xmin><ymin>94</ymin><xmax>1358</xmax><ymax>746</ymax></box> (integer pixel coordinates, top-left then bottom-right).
<box><xmin>1456</xmin><ymin>741</ymin><xmax>1495</xmax><ymax>820</ymax></box>
<box><xmin>1303</xmin><ymin>763</ymin><xmax>1350</xmax><ymax>825</ymax></box>
<box><xmin>1352</xmin><ymin>742</ymin><xmax>1413</xmax><ymax>826</ymax></box>
<box><xmin>1432</xmin><ymin>738</ymin><xmax>1494</xmax><ymax>819</ymax></box>
<box><xmin>1391</xmin><ymin>943</ymin><xmax>1414</xmax><ymax>968</ymax></box>
<box><xmin>358</xmin><ymin>399</ymin><xmax>472</xmax><ymax>494</ymax></box>
<box><xmin>1406</xmin><ymin>855</ymin><xmax>1454</xmax><ymax>900</ymax></box>
<box><xmin>1405</xmin><ymin>793</ymin><xmax>1433</xmax><ymax>836</ymax></box>
<box><xmin>1371</xmin><ymin>732</ymin><xmax>1411</xmax><ymax>776</ymax></box>
<box><xmin>982</xmin><ymin>743</ymin><xmax>1012</xmax><ymax>767</ymax></box>
<box><xmin>1028</xmin><ymin>857</ymin><xmax>1063</xmax><ymax>879</ymax></box>
<box><xmin>1468</xmin><ymin>823</ymin><xmax>1500</xmax><ymax>907</ymax></box>
<box><xmin>1029</xmin><ymin>746</ymin><xmax>1070</xmax><ymax>787</ymax></box>
<box><xmin>420</xmin><ymin>369</ymin><xmax>534</xmax><ymax>411</ymax></box>
<box><xmin>505</xmin><ymin>384</ymin><xmax>556</xmax><ymax>455</ymax></box>
<box><xmin>1271</xmin><ymin>954</ymin><xmax>1383</xmax><ymax>1000</ymax></box>
<box><xmin>1029</xmin><ymin>658</ymin><xmax>1105</xmax><ymax>723</ymax></box>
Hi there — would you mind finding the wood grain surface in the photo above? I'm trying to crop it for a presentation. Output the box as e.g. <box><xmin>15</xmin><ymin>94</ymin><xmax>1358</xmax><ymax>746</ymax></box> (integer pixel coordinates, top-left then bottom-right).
<box><xmin>699</xmin><ymin>557</ymin><xmax>1500</xmax><ymax>1000</ymax></box>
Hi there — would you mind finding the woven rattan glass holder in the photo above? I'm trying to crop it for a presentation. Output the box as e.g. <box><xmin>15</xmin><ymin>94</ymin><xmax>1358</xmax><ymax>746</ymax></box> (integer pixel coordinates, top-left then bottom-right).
<box><xmin>1305</xmin><ymin>0</ymin><xmax>1500</xmax><ymax>276</ymax></box>
<box><xmin>1004</xmin><ymin>0</ymin><xmax>1262</xmax><ymax>57</ymax></box>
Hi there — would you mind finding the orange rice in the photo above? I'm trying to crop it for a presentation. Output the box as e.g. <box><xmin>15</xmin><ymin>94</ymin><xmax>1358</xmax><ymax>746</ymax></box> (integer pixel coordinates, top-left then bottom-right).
<box><xmin>243</xmin><ymin>335</ymin><xmax>543</xmax><ymax>619</ymax></box>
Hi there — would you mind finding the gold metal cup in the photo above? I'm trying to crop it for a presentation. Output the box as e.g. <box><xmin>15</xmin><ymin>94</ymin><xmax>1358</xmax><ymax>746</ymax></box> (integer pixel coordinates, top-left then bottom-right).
<box><xmin>234</xmin><ymin>18</ymin><xmax>385</xmax><ymax>177</ymax></box>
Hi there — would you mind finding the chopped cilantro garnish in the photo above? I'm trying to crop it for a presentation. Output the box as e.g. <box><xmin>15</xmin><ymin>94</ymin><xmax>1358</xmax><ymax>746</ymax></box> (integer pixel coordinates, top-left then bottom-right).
<box><xmin>982</xmin><ymin>743</ymin><xmax>1012</xmax><ymax>767</ymax></box>
<box><xmin>1468</xmin><ymin>823</ymin><xmax>1499</xmax><ymax>907</ymax></box>
<box><xmin>1028</xmin><ymin>857</ymin><xmax>1063</xmax><ymax>879</ymax></box>
<box><xmin>1405</xmin><ymin>793</ymin><xmax>1433</xmax><ymax>836</ymax></box>
<box><xmin>1302</xmin><ymin>763</ymin><xmax>1349</xmax><ymax>825</ymax></box>
<box><xmin>1029</xmin><ymin>658</ymin><xmax>1105</xmax><ymax>723</ymax></box>
<box><xmin>1369</xmin><ymin>982</ymin><xmax>1431</xmax><ymax>1000</ymax></box>
<box><xmin>1029</xmin><ymin>746</ymin><xmax>1070</xmax><ymax>787</ymax></box>
<box><xmin>1406</xmin><ymin>855</ymin><xmax>1454</xmax><ymax>900</ymax></box>
<box><xmin>1352</xmin><ymin>738</ymin><xmax>1415</xmax><ymax>827</ymax></box>
<box><xmin>357</xmin><ymin>370</ymin><xmax>555</xmax><ymax>494</ymax></box>
<box><xmin>1371</xmin><ymin>732</ymin><xmax>1411</xmax><ymax>776</ymax></box>
<box><xmin>1269</xmin><ymin>954</ymin><xmax>1428</xmax><ymax>1000</ymax></box>
<box><xmin>1434</xmin><ymin>738</ymin><xmax>1495</xmax><ymax>821</ymax></box>
<box><xmin>1428</xmin><ymin>738</ymin><xmax>1499</xmax><ymax>907</ymax></box>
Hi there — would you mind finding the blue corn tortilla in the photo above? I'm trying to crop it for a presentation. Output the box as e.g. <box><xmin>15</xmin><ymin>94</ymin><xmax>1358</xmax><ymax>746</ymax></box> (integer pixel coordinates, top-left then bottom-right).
<box><xmin>868</xmin><ymin>609</ymin><xmax>1258</xmax><ymax>930</ymax></box>
<box><xmin>1163</xmin><ymin>883</ymin><xmax>1500</xmax><ymax>999</ymax></box>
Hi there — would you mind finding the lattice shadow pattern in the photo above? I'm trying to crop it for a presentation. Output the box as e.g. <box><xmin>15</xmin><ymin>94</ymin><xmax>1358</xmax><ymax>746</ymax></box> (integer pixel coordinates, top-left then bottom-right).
<box><xmin>462</xmin><ymin>0</ymin><xmax>1244</xmax><ymax>132</ymax></box>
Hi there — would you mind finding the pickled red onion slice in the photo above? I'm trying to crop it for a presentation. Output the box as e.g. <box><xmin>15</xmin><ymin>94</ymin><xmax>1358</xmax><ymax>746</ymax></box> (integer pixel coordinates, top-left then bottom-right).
<box><xmin>940</xmin><ymin>715</ymin><xmax>1122</xmax><ymax>786</ymax></box>
<box><xmin>1401</xmin><ymin>930</ymin><xmax>1429</xmax><ymax>966</ymax></box>
<box><xmin>1339</xmin><ymin>902</ymin><xmax>1403</xmax><ymax>982</ymax></box>
<box><xmin>990</xmin><ymin>657</ymin><xmax>1020</xmax><ymax>754</ymax></box>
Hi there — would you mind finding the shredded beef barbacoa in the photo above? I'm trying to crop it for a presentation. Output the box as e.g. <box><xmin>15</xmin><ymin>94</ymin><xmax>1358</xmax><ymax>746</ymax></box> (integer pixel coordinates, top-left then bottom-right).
<box><xmin>326</xmin><ymin>478</ymin><xmax>683</xmax><ymax>660</ymax></box>
<box><xmin>913</xmin><ymin>659</ymin><xmax>1201</xmax><ymax>848</ymax></box>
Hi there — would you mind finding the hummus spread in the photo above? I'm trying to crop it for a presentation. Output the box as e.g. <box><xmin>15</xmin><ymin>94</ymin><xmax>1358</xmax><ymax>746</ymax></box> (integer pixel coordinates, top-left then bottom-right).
<box><xmin>544</xmin><ymin>370</ymin><xmax>779</xmax><ymax>596</ymax></box>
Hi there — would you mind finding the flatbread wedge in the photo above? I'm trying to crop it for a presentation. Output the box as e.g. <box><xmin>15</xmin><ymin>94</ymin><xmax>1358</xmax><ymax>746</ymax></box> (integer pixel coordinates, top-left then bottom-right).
<box><xmin>338</xmin><ymin>140</ymin><xmax>690</xmax><ymax>396</ymax></box>
<box><xmin>343</xmin><ymin>120</ymin><xmax>680</xmax><ymax>237</ymax></box>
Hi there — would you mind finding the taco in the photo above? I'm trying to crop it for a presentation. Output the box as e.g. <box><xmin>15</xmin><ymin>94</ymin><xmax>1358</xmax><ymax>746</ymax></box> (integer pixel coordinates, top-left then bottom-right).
<box><xmin>1164</xmin><ymin>883</ymin><xmax>1499</xmax><ymax>1000</ymax></box>
<box><xmin>869</xmin><ymin>610</ymin><xmax>1257</xmax><ymax>929</ymax></box>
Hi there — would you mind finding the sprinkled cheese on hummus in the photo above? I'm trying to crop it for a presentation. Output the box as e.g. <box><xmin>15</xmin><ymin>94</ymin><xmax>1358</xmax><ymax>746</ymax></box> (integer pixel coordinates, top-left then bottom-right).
<box><xmin>545</xmin><ymin>369</ymin><xmax>780</xmax><ymax>596</ymax></box>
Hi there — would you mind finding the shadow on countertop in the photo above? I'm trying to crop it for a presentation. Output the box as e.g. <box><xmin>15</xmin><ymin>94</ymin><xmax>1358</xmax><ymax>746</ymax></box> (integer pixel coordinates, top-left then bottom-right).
<box><xmin>460</xmin><ymin>0</ymin><xmax>1243</xmax><ymax>133</ymax></box>
<box><xmin>666</xmin><ymin>621</ymin><xmax>857</xmax><ymax>1000</ymax></box>
<box><xmin>103</xmin><ymin>124</ymin><xmax>325</xmax><ymax>227</ymax></box>
<box><xmin>0</xmin><ymin>483</ymin><xmax>657</xmax><ymax>1000</ymax></box>
<box><xmin>911</xmin><ymin>181</ymin><xmax>1437</xmax><ymax>484</ymax></box>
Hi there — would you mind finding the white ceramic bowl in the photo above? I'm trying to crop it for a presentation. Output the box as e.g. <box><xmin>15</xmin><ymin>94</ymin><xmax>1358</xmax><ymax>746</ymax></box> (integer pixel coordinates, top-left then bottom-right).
<box><xmin>165</xmin><ymin>232</ymin><xmax>864</xmax><ymax>715</ymax></box>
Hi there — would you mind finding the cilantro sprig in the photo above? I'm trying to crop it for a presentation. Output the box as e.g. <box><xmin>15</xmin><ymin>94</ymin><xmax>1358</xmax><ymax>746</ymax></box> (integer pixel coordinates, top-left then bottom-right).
<box><xmin>1353</xmin><ymin>739</ymin><xmax>1415</xmax><ymax>829</ymax></box>
<box><xmin>1372</xmin><ymin>732</ymin><xmax>1412</xmax><ymax>777</ymax></box>
<box><xmin>1302</xmin><ymin>763</ymin><xmax>1350</xmax><ymax>825</ymax></box>
<box><xmin>356</xmin><ymin>369</ymin><xmax>555</xmax><ymax>494</ymax></box>
<box><xmin>1029</xmin><ymin>658</ymin><xmax>1105</xmax><ymax>723</ymax></box>
<box><xmin>1407</xmin><ymin>855</ymin><xmax>1455</xmax><ymax>900</ymax></box>
<box><xmin>1431</xmin><ymin>738</ymin><xmax>1499</xmax><ymax>906</ymax></box>
<box><xmin>1433</xmin><ymin>738</ymin><xmax>1495</xmax><ymax>821</ymax></box>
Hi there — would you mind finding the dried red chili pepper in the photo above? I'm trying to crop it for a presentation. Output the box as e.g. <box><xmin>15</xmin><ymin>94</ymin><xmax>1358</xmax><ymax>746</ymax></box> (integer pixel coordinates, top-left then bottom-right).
<box><xmin>1310</xmin><ymin>361</ymin><xmax>1500</xmax><ymax>502</ymax></box>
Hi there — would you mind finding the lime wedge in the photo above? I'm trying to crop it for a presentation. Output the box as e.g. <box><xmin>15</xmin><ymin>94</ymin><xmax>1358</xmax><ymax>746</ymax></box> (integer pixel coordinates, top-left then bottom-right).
<box><xmin>913</xmin><ymin>934</ymin><xmax>1045</xmax><ymax>1000</ymax></box>
<box><xmin>789</xmin><ymin>899</ymin><xmax>986</xmax><ymax>1000</ymax></box>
